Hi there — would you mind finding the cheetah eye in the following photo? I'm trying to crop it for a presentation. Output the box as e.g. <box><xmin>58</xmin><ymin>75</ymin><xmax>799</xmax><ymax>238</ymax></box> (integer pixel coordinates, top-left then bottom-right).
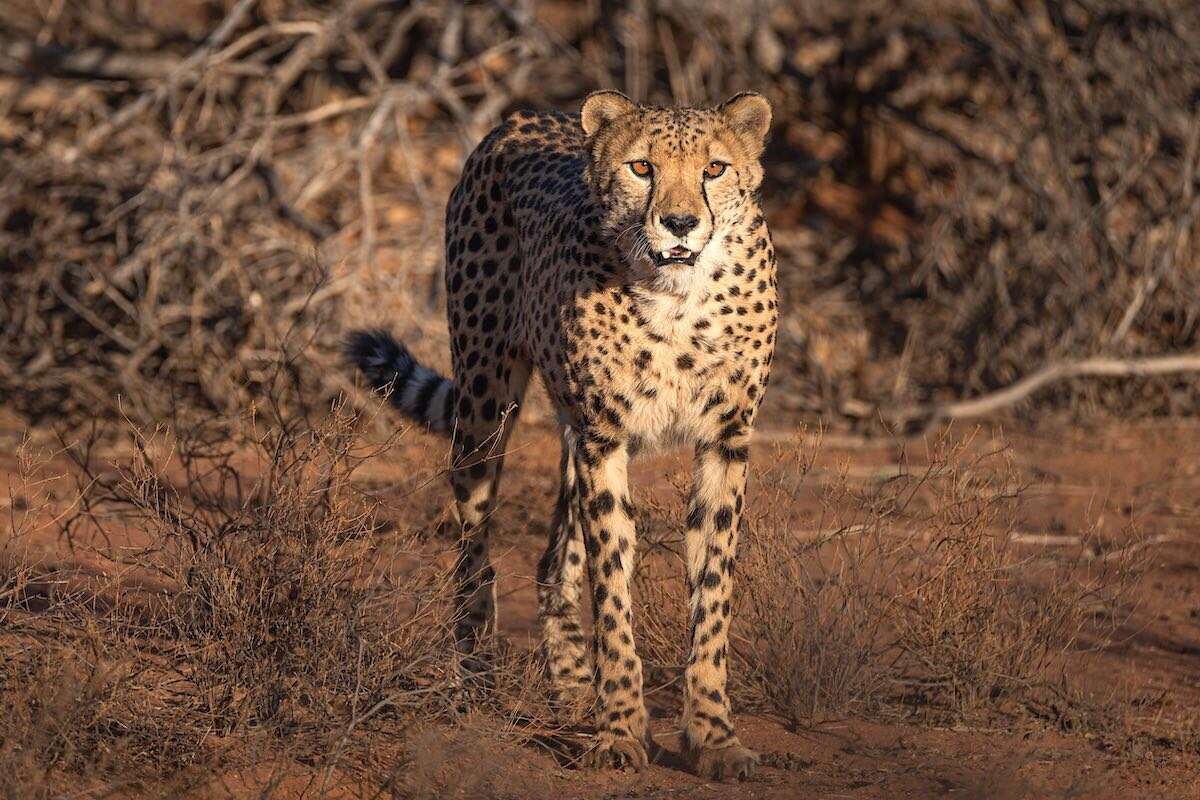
<box><xmin>703</xmin><ymin>161</ymin><xmax>728</xmax><ymax>180</ymax></box>
<box><xmin>628</xmin><ymin>160</ymin><xmax>653</xmax><ymax>178</ymax></box>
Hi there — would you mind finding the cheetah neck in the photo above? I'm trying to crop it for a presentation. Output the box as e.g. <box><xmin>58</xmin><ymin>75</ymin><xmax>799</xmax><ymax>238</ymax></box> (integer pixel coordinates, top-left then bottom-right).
<box><xmin>629</xmin><ymin>280</ymin><xmax>710</xmax><ymax>342</ymax></box>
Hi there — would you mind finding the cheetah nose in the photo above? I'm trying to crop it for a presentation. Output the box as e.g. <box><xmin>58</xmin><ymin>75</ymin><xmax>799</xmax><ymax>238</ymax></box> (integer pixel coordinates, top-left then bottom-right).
<box><xmin>661</xmin><ymin>213</ymin><xmax>699</xmax><ymax>237</ymax></box>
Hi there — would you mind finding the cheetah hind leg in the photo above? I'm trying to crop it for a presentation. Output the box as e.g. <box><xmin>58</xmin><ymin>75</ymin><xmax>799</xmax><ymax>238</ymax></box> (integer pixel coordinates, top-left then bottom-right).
<box><xmin>537</xmin><ymin>426</ymin><xmax>596</xmax><ymax>724</ymax></box>
<box><xmin>445</xmin><ymin>364</ymin><xmax>531</xmax><ymax>700</ymax></box>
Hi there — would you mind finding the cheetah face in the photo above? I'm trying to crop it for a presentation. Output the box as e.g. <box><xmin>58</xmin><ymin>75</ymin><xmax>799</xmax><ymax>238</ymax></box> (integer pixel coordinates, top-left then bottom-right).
<box><xmin>582</xmin><ymin>91</ymin><xmax>772</xmax><ymax>289</ymax></box>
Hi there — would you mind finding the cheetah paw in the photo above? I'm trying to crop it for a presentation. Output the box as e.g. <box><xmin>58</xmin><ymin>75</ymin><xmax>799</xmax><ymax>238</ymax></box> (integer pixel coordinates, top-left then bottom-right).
<box><xmin>581</xmin><ymin>732</ymin><xmax>650</xmax><ymax>772</ymax></box>
<box><xmin>693</xmin><ymin>743</ymin><xmax>759</xmax><ymax>782</ymax></box>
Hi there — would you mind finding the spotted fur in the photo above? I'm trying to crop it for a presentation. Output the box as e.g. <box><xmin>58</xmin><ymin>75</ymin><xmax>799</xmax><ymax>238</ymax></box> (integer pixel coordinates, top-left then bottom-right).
<box><xmin>347</xmin><ymin>91</ymin><xmax>778</xmax><ymax>781</ymax></box>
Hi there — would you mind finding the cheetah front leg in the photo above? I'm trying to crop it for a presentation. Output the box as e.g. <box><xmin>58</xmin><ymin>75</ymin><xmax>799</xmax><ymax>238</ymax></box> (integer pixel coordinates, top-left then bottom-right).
<box><xmin>681</xmin><ymin>427</ymin><xmax>759</xmax><ymax>781</ymax></box>
<box><xmin>573</xmin><ymin>435</ymin><xmax>651</xmax><ymax>771</ymax></box>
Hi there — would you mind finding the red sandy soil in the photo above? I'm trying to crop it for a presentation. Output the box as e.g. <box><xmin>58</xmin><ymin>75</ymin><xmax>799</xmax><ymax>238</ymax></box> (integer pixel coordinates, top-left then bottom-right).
<box><xmin>3</xmin><ymin>411</ymin><xmax>1199</xmax><ymax>798</ymax></box>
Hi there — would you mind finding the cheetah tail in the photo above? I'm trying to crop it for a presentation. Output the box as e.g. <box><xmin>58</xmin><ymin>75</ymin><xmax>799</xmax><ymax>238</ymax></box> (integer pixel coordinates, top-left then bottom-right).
<box><xmin>343</xmin><ymin>329</ymin><xmax>456</xmax><ymax>434</ymax></box>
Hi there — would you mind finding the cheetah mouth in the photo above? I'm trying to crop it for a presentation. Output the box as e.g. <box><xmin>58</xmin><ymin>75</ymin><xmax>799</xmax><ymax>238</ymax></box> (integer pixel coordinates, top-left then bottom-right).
<box><xmin>652</xmin><ymin>246</ymin><xmax>698</xmax><ymax>267</ymax></box>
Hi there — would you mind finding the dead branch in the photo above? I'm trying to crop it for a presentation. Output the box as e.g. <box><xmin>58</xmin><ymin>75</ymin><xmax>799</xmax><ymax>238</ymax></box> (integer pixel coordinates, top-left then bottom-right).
<box><xmin>0</xmin><ymin>41</ymin><xmax>181</xmax><ymax>80</ymax></box>
<box><xmin>70</xmin><ymin>0</ymin><xmax>257</xmax><ymax>159</ymax></box>
<box><xmin>889</xmin><ymin>354</ymin><xmax>1200</xmax><ymax>426</ymax></box>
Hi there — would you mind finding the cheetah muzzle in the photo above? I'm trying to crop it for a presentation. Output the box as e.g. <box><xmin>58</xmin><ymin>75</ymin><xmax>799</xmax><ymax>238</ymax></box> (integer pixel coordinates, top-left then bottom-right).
<box><xmin>347</xmin><ymin>89</ymin><xmax>778</xmax><ymax>782</ymax></box>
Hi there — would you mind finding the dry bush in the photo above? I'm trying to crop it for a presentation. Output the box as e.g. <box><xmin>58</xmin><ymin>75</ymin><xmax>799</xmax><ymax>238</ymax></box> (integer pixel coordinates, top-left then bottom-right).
<box><xmin>632</xmin><ymin>439</ymin><xmax>900</xmax><ymax>725</ymax></box>
<box><xmin>2</xmin><ymin>0</ymin><xmax>1198</xmax><ymax>429</ymax></box>
<box><xmin>734</xmin><ymin>521</ymin><xmax>893</xmax><ymax>726</ymax></box>
<box><xmin>633</xmin><ymin>440</ymin><xmax>898</xmax><ymax>725</ymax></box>
<box><xmin>0</xmin><ymin>403</ymin><xmax>471</xmax><ymax>790</ymax></box>
<box><xmin>0</xmin><ymin>400</ymin><xmax>580</xmax><ymax>792</ymax></box>
<box><xmin>887</xmin><ymin>445</ymin><xmax>1084</xmax><ymax>713</ymax></box>
<box><xmin>71</xmin><ymin>402</ymin><xmax>459</xmax><ymax>732</ymax></box>
<box><xmin>631</xmin><ymin>440</ymin><xmax>904</xmax><ymax>725</ymax></box>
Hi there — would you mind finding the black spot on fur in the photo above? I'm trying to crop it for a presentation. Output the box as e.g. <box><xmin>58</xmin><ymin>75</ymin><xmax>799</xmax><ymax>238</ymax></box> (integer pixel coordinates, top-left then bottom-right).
<box><xmin>588</xmin><ymin>490</ymin><xmax>615</xmax><ymax>519</ymax></box>
<box><xmin>713</xmin><ymin>506</ymin><xmax>734</xmax><ymax>530</ymax></box>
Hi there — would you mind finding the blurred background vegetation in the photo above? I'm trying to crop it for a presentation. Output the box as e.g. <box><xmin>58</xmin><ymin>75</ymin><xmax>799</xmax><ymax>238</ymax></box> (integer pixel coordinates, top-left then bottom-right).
<box><xmin>1</xmin><ymin>0</ymin><xmax>1197</xmax><ymax>431</ymax></box>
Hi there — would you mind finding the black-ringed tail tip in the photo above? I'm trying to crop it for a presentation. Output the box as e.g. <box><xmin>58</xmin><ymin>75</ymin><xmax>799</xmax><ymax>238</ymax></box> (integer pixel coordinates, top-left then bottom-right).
<box><xmin>343</xmin><ymin>329</ymin><xmax>456</xmax><ymax>433</ymax></box>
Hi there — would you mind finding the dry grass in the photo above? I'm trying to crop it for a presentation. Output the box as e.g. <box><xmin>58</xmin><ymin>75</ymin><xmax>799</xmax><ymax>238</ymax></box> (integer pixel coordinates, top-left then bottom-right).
<box><xmin>635</xmin><ymin>431</ymin><xmax>1148</xmax><ymax>737</ymax></box>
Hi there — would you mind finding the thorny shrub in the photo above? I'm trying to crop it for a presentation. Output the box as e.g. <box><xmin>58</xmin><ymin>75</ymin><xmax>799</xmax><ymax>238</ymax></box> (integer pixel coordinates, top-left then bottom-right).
<box><xmin>0</xmin><ymin>405</ymin><xmax>464</xmax><ymax>787</ymax></box>
<box><xmin>64</xmin><ymin>402</ymin><xmax>457</xmax><ymax>734</ymax></box>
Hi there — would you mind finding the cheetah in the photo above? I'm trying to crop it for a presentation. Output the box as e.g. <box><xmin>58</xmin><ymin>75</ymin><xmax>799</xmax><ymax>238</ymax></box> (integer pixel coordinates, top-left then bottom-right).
<box><xmin>347</xmin><ymin>90</ymin><xmax>778</xmax><ymax>781</ymax></box>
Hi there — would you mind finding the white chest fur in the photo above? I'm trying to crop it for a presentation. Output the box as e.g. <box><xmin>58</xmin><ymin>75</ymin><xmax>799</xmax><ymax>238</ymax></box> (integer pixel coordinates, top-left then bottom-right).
<box><xmin>615</xmin><ymin>286</ymin><xmax>728</xmax><ymax>451</ymax></box>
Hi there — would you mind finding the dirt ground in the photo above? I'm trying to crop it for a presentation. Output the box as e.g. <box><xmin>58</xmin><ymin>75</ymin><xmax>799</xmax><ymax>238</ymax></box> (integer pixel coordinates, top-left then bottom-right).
<box><xmin>4</xmin><ymin>408</ymin><xmax>1199</xmax><ymax>799</ymax></box>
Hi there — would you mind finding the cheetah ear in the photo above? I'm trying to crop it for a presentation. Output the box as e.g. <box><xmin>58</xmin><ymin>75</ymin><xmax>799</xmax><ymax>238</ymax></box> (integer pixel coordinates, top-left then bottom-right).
<box><xmin>720</xmin><ymin>92</ymin><xmax>772</xmax><ymax>154</ymax></box>
<box><xmin>581</xmin><ymin>90</ymin><xmax>636</xmax><ymax>136</ymax></box>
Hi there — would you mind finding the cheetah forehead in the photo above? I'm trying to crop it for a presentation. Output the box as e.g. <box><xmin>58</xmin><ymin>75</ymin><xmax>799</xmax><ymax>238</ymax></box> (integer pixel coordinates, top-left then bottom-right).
<box><xmin>588</xmin><ymin>106</ymin><xmax>759</xmax><ymax>176</ymax></box>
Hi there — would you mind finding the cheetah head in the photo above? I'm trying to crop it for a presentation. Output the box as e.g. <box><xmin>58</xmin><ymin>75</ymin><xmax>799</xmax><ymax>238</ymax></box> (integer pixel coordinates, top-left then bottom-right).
<box><xmin>581</xmin><ymin>91</ymin><xmax>771</xmax><ymax>289</ymax></box>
